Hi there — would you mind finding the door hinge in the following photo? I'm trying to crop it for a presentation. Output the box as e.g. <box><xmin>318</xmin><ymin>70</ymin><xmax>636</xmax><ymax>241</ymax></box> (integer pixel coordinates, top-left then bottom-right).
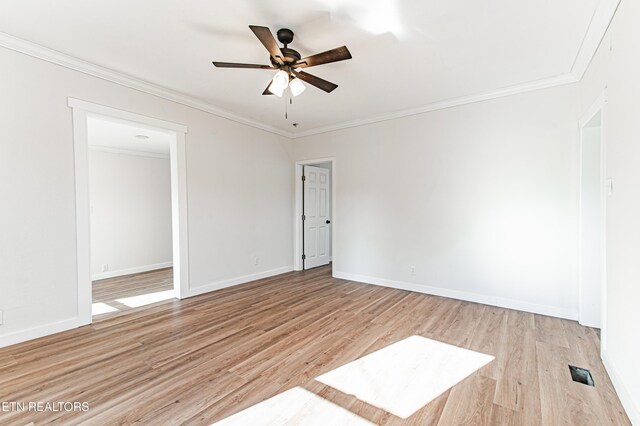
<box><xmin>302</xmin><ymin>254</ymin><xmax>306</xmax><ymax>260</ymax></box>
<box><xmin>302</xmin><ymin>175</ymin><xmax>306</xmax><ymax>181</ymax></box>
<box><xmin>302</xmin><ymin>214</ymin><xmax>306</xmax><ymax>221</ymax></box>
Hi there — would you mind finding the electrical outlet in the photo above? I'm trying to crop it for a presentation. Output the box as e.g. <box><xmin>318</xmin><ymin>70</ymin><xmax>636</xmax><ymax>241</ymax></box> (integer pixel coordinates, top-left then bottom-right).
<box><xmin>102</xmin><ymin>264</ymin><xmax>109</xmax><ymax>272</ymax></box>
<box><xmin>254</xmin><ymin>257</ymin><xmax>260</xmax><ymax>266</ymax></box>
<box><xmin>410</xmin><ymin>266</ymin><xmax>416</xmax><ymax>276</ymax></box>
<box><xmin>0</xmin><ymin>310</ymin><xmax>4</xmax><ymax>325</ymax></box>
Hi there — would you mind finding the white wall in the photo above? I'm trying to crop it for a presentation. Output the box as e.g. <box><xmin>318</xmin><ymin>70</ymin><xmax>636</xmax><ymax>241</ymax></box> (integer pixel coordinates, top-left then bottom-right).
<box><xmin>0</xmin><ymin>45</ymin><xmax>293</xmax><ymax>345</ymax></box>
<box><xmin>579</xmin><ymin>0</ymin><xmax>640</xmax><ymax>422</ymax></box>
<box><xmin>292</xmin><ymin>84</ymin><xmax>581</xmax><ymax>319</ymax></box>
<box><xmin>89</xmin><ymin>150</ymin><xmax>172</xmax><ymax>280</ymax></box>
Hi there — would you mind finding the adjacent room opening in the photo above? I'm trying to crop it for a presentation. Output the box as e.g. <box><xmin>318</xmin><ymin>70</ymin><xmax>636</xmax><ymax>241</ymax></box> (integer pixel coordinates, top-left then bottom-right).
<box><xmin>295</xmin><ymin>159</ymin><xmax>335</xmax><ymax>271</ymax></box>
<box><xmin>87</xmin><ymin>115</ymin><xmax>178</xmax><ymax>318</ymax></box>
<box><xmin>578</xmin><ymin>96</ymin><xmax>605</xmax><ymax>331</ymax></box>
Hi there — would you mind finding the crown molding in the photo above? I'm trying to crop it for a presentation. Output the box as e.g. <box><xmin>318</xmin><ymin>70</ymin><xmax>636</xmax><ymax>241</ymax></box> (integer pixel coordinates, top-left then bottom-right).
<box><xmin>291</xmin><ymin>73</ymin><xmax>579</xmax><ymax>138</ymax></box>
<box><xmin>0</xmin><ymin>0</ymin><xmax>618</xmax><ymax>141</ymax></box>
<box><xmin>89</xmin><ymin>145</ymin><xmax>170</xmax><ymax>160</ymax></box>
<box><xmin>569</xmin><ymin>0</ymin><xmax>620</xmax><ymax>80</ymax></box>
<box><xmin>0</xmin><ymin>32</ymin><xmax>294</xmax><ymax>139</ymax></box>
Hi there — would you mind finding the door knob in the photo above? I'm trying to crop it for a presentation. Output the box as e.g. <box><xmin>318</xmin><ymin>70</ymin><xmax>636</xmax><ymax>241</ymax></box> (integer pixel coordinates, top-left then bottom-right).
<box><xmin>326</xmin><ymin>220</ymin><xmax>331</xmax><ymax>224</ymax></box>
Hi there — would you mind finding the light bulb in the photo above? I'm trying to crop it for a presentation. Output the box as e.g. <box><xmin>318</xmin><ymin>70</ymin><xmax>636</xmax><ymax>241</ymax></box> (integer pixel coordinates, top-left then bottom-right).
<box><xmin>269</xmin><ymin>70</ymin><xmax>289</xmax><ymax>97</ymax></box>
<box><xmin>289</xmin><ymin>78</ymin><xmax>306</xmax><ymax>97</ymax></box>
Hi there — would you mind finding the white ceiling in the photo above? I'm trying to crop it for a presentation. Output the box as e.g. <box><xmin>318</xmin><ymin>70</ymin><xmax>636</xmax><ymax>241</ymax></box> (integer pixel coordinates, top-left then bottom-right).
<box><xmin>87</xmin><ymin>115</ymin><xmax>171</xmax><ymax>155</ymax></box>
<box><xmin>0</xmin><ymin>0</ymin><xmax>606</xmax><ymax>135</ymax></box>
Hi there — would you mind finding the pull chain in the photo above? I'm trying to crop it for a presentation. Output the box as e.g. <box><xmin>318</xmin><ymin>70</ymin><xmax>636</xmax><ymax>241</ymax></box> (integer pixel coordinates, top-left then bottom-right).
<box><xmin>285</xmin><ymin>90</ymin><xmax>288</xmax><ymax>119</ymax></box>
<box><xmin>284</xmin><ymin>87</ymin><xmax>294</xmax><ymax>120</ymax></box>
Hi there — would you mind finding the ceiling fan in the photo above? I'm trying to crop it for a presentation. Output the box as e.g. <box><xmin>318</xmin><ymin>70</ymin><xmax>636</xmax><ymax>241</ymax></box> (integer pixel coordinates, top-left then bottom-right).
<box><xmin>212</xmin><ymin>25</ymin><xmax>352</xmax><ymax>97</ymax></box>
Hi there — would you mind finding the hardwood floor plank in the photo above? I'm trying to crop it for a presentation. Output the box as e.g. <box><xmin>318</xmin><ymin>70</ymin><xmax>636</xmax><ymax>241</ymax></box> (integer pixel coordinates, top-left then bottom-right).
<box><xmin>489</xmin><ymin>403</ymin><xmax>527</xmax><ymax>426</ymax></box>
<box><xmin>0</xmin><ymin>354</ymin><xmax>17</xmax><ymax>370</ymax></box>
<box><xmin>438</xmin><ymin>373</ymin><xmax>497</xmax><ymax>425</ymax></box>
<box><xmin>468</xmin><ymin>306</ymin><xmax>509</xmax><ymax>380</ymax></box>
<box><xmin>536</xmin><ymin>340</ymin><xmax>571</xmax><ymax>424</ymax></box>
<box><xmin>430</xmin><ymin>300</ymin><xmax>486</xmax><ymax>348</ymax></box>
<box><xmin>535</xmin><ymin>314</ymin><xmax>570</xmax><ymax>348</ymax></box>
<box><xmin>493</xmin><ymin>311</ymin><xmax>541</xmax><ymax>422</ymax></box>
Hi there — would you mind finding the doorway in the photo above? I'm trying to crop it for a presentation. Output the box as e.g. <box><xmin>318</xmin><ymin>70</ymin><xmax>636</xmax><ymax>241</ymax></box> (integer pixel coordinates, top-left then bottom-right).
<box><xmin>578</xmin><ymin>93</ymin><xmax>606</xmax><ymax>331</ymax></box>
<box><xmin>294</xmin><ymin>158</ymin><xmax>335</xmax><ymax>271</ymax></box>
<box><xmin>87</xmin><ymin>115</ymin><xmax>175</xmax><ymax>317</ymax></box>
<box><xmin>69</xmin><ymin>98</ymin><xmax>189</xmax><ymax>326</ymax></box>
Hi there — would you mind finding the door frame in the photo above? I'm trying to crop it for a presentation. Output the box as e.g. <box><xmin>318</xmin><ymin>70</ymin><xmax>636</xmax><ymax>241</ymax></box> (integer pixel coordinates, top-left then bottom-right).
<box><xmin>69</xmin><ymin>98</ymin><xmax>190</xmax><ymax>326</ymax></box>
<box><xmin>294</xmin><ymin>157</ymin><xmax>336</xmax><ymax>271</ymax></box>
<box><xmin>577</xmin><ymin>90</ymin><xmax>607</xmax><ymax>346</ymax></box>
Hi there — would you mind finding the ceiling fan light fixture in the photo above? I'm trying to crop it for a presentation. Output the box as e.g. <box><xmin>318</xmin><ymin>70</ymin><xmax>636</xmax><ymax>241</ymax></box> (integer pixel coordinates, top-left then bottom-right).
<box><xmin>212</xmin><ymin>26</ymin><xmax>351</xmax><ymax>96</ymax></box>
<box><xmin>289</xmin><ymin>78</ymin><xmax>306</xmax><ymax>96</ymax></box>
<box><xmin>269</xmin><ymin>85</ymin><xmax>285</xmax><ymax>97</ymax></box>
<box><xmin>269</xmin><ymin>70</ymin><xmax>289</xmax><ymax>97</ymax></box>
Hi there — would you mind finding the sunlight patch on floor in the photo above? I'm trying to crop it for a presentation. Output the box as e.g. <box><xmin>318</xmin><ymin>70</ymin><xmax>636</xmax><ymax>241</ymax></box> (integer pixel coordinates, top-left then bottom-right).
<box><xmin>91</xmin><ymin>302</ymin><xmax>118</xmax><ymax>316</ymax></box>
<box><xmin>316</xmin><ymin>335</ymin><xmax>494</xmax><ymax>419</ymax></box>
<box><xmin>212</xmin><ymin>386</ymin><xmax>373</xmax><ymax>426</ymax></box>
<box><xmin>115</xmin><ymin>290</ymin><xmax>175</xmax><ymax>308</ymax></box>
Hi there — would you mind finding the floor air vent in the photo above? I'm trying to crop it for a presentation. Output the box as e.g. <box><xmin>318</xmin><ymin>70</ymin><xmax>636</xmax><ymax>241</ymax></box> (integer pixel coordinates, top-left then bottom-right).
<box><xmin>569</xmin><ymin>365</ymin><xmax>595</xmax><ymax>386</ymax></box>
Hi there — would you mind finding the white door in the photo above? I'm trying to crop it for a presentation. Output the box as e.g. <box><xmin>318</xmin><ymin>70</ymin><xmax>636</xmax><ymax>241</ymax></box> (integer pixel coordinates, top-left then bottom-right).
<box><xmin>303</xmin><ymin>165</ymin><xmax>331</xmax><ymax>269</ymax></box>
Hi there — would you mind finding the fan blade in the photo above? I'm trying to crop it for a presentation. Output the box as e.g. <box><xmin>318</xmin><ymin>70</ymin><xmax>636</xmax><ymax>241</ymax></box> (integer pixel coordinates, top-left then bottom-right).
<box><xmin>295</xmin><ymin>46</ymin><xmax>352</xmax><ymax>68</ymax></box>
<box><xmin>262</xmin><ymin>81</ymin><xmax>274</xmax><ymax>95</ymax></box>
<box><xmin>292</xmin><ymin>70</ymin><xmax>338</xmax><ymax>93</ymax></box>
<box><xmin>212</xmin><ymin>61</ymin><xmax>275</xmax><ymax>69</ymax></box>
<box><xmin>249</xmin><ymin>25</ymin><xmax>284</xmax><ymax>65</ymax></box>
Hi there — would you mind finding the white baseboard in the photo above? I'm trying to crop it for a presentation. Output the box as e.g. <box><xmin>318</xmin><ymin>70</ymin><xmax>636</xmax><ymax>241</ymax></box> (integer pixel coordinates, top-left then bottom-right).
<box><xmin>186</xmin><ymin>266</ymin><xmax>294</xmax><ymax>298</ymax></box>
<box><xmin>0</xmin><ymin>317</ymin><xmax>87</xmax><ymax>349</ymax></box>
<box><xmin>92</xmin><ymin>261</ymin><xmax>173</xmax><ymax>281</ymax></box>
<box><xmin>602</xmin><ymin>350</ymin><xmax>639</xmax><ymax>425</ymax></box>
<box><xmin>332</xmin><ymin>270</ymin><xmax>578</xmax><ymax>320</ymax></box>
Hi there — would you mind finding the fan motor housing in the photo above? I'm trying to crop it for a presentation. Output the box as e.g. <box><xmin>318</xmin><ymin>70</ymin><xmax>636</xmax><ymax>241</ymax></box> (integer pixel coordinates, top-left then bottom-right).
<box><xmin>270</xmin><ymin>48</ymin><xmax>301</xmax><ymax>66</ymax></box>
<box><xmin>281</xmin><ymin>48</ymin><xmax>301</xmax><ymax>63</ymax></box>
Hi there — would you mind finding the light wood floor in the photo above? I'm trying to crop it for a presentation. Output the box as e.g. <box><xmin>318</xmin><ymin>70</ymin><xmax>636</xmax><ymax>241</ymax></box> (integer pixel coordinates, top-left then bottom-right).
<box><xmin>92</xmin><ymin>267</ymin><xmax>174</xmax><ymax>317</ymax></box>
<box><xmin>0</xmin><ymin>266</ymin><xmax>630</xmax><ymax>425</ymax></box>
